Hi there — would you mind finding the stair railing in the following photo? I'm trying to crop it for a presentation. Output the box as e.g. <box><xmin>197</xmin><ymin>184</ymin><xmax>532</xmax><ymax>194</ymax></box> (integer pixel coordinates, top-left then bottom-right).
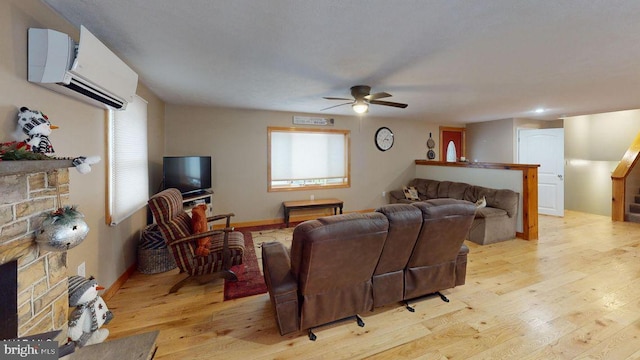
<box><xmin>611</xmin><ymin>132</ymin><xmax>640</xmax><ymax>221</ymax></box>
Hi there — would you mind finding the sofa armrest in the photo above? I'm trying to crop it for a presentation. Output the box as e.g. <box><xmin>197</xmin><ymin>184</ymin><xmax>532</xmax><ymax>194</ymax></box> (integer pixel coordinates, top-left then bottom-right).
<box><xmin>389</xmin><ymin>190</ymin><xmax>405</xmax><ymax>203</ymax></box>
<box><xmin>455</xmin><ymin>244</ymin><xmax>469</xmax><ymax>286</ymax></box>
<box><xmin>262</xmin><ymin>242</ymin><xmax>299</xmax><ymax>335</ymax></box>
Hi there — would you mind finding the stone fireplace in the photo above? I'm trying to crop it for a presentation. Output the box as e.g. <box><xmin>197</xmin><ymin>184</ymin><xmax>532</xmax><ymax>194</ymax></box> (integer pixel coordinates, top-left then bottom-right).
<box><xmin>0</xmin><ymin>162</ymin><xmax>72</xmax><ymax>342</ymax></box>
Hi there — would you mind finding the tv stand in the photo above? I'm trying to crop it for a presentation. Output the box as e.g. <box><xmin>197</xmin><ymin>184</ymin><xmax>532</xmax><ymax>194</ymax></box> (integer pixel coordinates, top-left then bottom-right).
<box><xmin>184</xmin><ymin>189</ymin><xmax>209</xmax><ymax>197</ymax></box>
<box><xmin>182</xmin><ymin>190</ymin><xmax>213</xmax><ymax>218</ymax></box>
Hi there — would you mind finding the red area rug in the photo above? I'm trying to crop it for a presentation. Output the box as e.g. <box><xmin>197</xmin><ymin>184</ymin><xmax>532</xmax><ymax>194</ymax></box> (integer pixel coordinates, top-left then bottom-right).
<box><xmin>223</xmin><ymin>229</ymin><xmax>267</xmax><ymax>301</ymax></box>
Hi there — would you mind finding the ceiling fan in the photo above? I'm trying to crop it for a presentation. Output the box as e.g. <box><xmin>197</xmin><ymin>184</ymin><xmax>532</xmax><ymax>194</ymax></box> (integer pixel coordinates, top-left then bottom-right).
<box><xmin>322</xmin><ymin>85</ymin><xmax>408</xmax><ymax>114</ymax></box>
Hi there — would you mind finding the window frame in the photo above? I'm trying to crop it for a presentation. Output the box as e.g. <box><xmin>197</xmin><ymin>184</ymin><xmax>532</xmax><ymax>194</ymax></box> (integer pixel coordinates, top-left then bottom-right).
<box><xmin>267</xmin><ymin>126</ymin><xmax>351</xmax><ymax>192</ymax></box>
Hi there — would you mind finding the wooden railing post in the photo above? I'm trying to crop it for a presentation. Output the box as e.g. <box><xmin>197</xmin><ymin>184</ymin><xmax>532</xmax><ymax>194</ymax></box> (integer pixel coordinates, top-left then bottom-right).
<box><xmin>611</xmin><ymin>177</ymin><xmax>625</xmax><ymax>221</ymax></box>
<box><xmin>522</xmin><ymin>167</ymin><xmax>538</xmax><ymax>240</ymax></box>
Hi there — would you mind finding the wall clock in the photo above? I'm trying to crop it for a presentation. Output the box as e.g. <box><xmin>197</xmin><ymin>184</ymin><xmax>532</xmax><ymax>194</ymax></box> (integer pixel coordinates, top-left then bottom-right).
<box><xmin>375</xmin><ymin>127</ymin><xmax>394</xmax><ymax>151</ymax></box>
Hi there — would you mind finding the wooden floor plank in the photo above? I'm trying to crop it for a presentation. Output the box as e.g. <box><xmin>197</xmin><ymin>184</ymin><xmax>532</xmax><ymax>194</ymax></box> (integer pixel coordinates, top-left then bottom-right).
<box><xmin>105</xmin><ymin>211</ymin><xmax>640</xmax><ymax>359</ymax></box>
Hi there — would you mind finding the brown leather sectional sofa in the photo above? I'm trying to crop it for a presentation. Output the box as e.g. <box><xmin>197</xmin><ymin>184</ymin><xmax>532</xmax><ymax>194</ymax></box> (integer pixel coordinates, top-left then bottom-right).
<box><xmin>390</xmin><ymin>178</ymin><xmax>519</xmax><ymax>245</ymax></box>
<box><xmin>261</xmin><ymin>199</ymin><xmax>476</xmax><ymax>339</ymax></box>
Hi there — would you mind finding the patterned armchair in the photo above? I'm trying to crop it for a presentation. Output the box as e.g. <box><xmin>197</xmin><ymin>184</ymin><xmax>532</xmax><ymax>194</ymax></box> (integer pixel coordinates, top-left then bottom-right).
<box><xmin>147</xmin><ymin>188</ymin><xmax>244</xmax><ymax>293</ymax></box>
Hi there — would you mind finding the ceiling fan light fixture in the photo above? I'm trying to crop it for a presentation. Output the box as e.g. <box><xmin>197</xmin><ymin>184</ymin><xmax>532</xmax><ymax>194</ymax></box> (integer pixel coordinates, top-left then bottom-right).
<box><xmin>322</xmin><ymin>85</ymin><xmax>406</xmax><ymax>113</ymax></box>
<box><xmin>352</xmin><ymin>102</ymin><xmax>368</xmax><ymax>114</ymax></box>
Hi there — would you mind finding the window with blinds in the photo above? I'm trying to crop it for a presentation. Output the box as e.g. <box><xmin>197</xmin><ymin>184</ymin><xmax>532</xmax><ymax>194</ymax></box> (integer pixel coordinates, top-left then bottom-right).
<box><xmin>268</xmin><ymin>127</ymin><xmax>350</xmax><ymax>191</ymax></box>
<box><xmin>106</xmin><ymin>95</ymin><xmax>149</xmax><ymax>225</ymax></box>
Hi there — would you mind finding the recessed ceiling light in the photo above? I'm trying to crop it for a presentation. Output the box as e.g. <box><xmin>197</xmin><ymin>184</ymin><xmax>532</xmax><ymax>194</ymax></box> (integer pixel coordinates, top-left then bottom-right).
<box><xmin>534</xmin><ymin>108</ymin><xmax>545</xmax><ymax>114</ymax></box>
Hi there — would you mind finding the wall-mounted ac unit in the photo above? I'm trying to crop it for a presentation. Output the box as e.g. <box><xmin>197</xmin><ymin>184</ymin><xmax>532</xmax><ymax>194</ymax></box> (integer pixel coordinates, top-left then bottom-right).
<box><xmin>28</xmin><ymin>25</ymin><xmax>138</xmax><ymax>110</ymax></box>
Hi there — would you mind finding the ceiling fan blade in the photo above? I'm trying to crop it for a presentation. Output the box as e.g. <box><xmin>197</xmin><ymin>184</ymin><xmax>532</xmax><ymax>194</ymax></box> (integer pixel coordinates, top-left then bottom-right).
<box><xmin>369</xmin><ymin>100</ymin><xmax>408</xmax><ymax>108</ymax></box>
<box><xmin>321</xmin><ymin>102</ymin><xmax>353</xmax><ymax>111</ymax></box>
<box><xmin>364</xmin><ymin>92</ymin><xmax>392</xmax><ymax>101</ymax></box>
<box><xmin>323</xmin><ymin>97</ymin><xmax>352</xmax><ymax>101</ymax></box>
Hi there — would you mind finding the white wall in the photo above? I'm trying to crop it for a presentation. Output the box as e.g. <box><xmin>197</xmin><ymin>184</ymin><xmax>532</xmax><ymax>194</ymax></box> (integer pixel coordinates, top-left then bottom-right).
<box><xmin>466</xmin><ymin>117</ymin><xmax>563</xmax><ymax>164</ymax></box>
<box><xmin>0</xmin><ymin>0</ymin><xmax>165</xmax><ymax>289</ymax></box>
<box><xmin>564</xmin><ymin>109</ymin><xmax>640</xmax><ymax>216</ymax></box>
<box><xmin>164</xmin><ymin>105</ymin><xmax>442</xmax><ymax>224</ymax></box>
<box><xmin>466</xmin><ymin>118</ymin><xmax>514</xmax><ymax>163</ymax></box>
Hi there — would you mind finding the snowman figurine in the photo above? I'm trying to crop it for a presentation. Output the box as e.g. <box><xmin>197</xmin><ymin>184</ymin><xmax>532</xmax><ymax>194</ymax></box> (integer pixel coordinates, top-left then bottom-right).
<box><xmin>67</xmin><ymin>275</ymin><xmax>114</xmax><ymax>347</ymax></box>
<box><xmin>14</xmin><ymin>106</ymin><xmax>58</xmax><ymax>154</ymax></box>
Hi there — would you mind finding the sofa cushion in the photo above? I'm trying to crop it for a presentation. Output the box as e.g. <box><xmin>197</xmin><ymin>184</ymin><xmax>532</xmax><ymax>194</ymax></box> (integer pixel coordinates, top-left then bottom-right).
<box><xmin>490</xmin><ymin>189</ymin><xmax>519</xmax><ymax>218</ymax></box>
<box><xmin>463</xmin><ymin>185</ymin><xmax>488</xmax><ymax>203</ymax></box>
<box><xmin>436</xmin><ymin>181</ymin><xmax>453</xmax><ymax>198</ymax></box>
<box><xmin>409</xmin><ymin>178</ymin><xmax>439</xmax><ymax>199</ymax></box>
<box><xmin>474</xmin><ymin>206</ymin><xmax>507</xmax><ymax>218</ymax></box>
<box><xmin>394</xmin><ymin>199</ymin><xmax>414</xmax><ymax>204</ymax></box>
<box><xmin>403</xmin><ymin>186</ymin><xmax>420</xmax><ymax>201</ymax></box>
<box><xmin>464</xmin><ymin>186</ymin><xmax>518</xmax><ymax>218</ymax></box>
<box><xmin>436</xmin><ymin>180</ymin><xmax>469</xmax><ymax>199</ymax></box>
<box><xmin>425</xmin><ymin>180</ymin><xmax>439</xmax><ymax>198</ymax></box>
<box><xmin>447</xmin><ymin>181</ymin><xmax>470</xmax><ymax>200</ymax></box>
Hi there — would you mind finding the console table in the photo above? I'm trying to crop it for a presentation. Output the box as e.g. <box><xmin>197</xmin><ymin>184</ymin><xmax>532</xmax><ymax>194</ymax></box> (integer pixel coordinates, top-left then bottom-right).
<box><xmin>283</xmin><ymin>198</ymin><xmax>343</xmax><ymax>227</ymax></box>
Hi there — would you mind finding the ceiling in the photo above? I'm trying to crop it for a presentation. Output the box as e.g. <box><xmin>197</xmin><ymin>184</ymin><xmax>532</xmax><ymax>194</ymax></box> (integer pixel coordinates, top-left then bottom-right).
<box><xmin>43</xmin><ymin>0</ymin><xmax>640</xmax><ymax>123</ymax></box>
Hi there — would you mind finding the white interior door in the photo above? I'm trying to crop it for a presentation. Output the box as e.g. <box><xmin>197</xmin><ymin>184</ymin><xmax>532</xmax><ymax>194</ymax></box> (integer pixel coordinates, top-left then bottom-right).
<box><xmin>518</xmin><ymin>128</ymin><xmax>564</xmax><ymax>216</ymax></box>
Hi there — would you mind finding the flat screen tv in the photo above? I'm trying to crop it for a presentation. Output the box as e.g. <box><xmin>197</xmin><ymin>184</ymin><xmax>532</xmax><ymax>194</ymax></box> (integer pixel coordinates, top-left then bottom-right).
<box><xmin>163</xmin><ymin>156</ymin><xmax>212</xmax><ymax>196</ymax></box>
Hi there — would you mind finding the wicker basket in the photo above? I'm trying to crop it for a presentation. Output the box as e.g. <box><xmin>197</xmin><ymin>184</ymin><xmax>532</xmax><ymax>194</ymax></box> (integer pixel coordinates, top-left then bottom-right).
<box><xmin>137</xmin><ymin>224</ymin><xmax>177</xmax><ymax>274</ymax></box>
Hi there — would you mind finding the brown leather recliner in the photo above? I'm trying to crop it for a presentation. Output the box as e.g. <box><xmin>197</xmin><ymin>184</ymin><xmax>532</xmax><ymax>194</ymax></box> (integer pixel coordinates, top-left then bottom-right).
<box><xmin>404</xmin><ymin>198</ymin><xmax>476</xmax><ymax>306</ymax></box>
<box><xmin>372</xmin><ymin>204</ymin><xmax>423</xmax><ymax>308</ymax></box>
<box><xmin>262</xmin><ymin>213</ymin><xmax>389</xmax><ymax>339</ymax></box>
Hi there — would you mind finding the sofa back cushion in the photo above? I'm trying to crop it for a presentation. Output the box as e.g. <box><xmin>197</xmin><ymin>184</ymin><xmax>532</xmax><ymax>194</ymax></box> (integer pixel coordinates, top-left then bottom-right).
<box><xmin>405</xmin><ymin>199</ymin><xmax>476</xmax><ymax>299</ymax></box>
<box><xmin>409</xmin><ymin>199</ymin><xmax>476</xmax><ymax>267</ymax></box>
<box><xmin>290</xmin><ymin>212</ymin><xmax>388</xmax><ymax>329</ymax></box>
<box><xmin>408</xmin><ymin>178</ymin><xmax>439</xmax><ymax>199</ymax></box>
<box><xmin>438</xmin><ymin>181</ymin><xmax>469</xmax><ymax>200</ymax></box>
<box><xmin>374</xmin><ymin>204</ymin><xmax>422</xmax><ymax>275</ymax></box>
<box><xmin>373</xmin><ymin>204</ymin><xmax>423</xmax><ymax>307</ymax></box>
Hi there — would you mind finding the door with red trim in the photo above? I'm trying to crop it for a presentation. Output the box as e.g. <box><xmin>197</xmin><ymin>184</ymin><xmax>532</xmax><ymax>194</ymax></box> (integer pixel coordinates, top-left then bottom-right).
<box><xmin>440</xmin><ymin>127</ymin><xmax>465</xmax><ymax>161</ymax></box>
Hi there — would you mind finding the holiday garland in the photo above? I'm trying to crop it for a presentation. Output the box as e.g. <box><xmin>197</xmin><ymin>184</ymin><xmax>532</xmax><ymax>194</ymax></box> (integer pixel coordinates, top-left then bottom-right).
<box><xmin>0</xmin><ymin>141</ymin><xmax>77</xmax><ymax>161</ymax></box>
<box><xmin>0</xmin><ymin>141</ymin><xmax>53</xmax><ymax>160</ymax></box>
<box><xmin>44</xmin><ymin>205</ymin><xmax>85</xmax><ymax>225</ymax></box>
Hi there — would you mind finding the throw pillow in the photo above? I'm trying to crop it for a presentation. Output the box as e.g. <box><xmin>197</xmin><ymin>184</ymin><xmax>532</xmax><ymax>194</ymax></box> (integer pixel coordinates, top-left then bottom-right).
<box><xmin>475</xmin><ymin>196</ymin><xmax>487</xmax><ymax>208</ymax></box>
<box><xmin>403</xmin><ymin>186</ymin><xmax>420</xmax><ymax>201</ymax></box>
<box><xmin>191</xmin><ymin>204</ymin><xmax>211</xmax><ymax>256</ymax></box>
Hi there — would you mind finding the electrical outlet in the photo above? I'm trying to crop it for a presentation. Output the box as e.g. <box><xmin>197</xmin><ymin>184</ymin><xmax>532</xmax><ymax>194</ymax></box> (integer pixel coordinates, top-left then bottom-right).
<box><xmin>382</xmin><ymin>191</ymin><xmax>386</xmax><ymax>197</ymax></box>
<box><xmin>77</xmin><ymin>262</ymin><xmax>86</xmax><ymax>277</ymax></box>
<box><xmin>310</xmin><ymin>195</ymin><xmax>315</xmax><ymax>201</ymax></box>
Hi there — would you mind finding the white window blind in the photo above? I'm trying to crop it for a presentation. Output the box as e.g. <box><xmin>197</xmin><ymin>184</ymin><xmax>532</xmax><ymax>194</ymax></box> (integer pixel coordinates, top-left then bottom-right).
<box><xmin>268</xmin><ymin>127</ymin><xmax>350</xmax><ymax>191</ymax></box>
<box><xmin>107</xmin><ymin>95</ymin><xmax>149</xmax><ymax>225</ymax></box>
<box><xmin>271</xmin><ymin>132</ymin><xmax>346</xmax><ymax>180</ymax></box>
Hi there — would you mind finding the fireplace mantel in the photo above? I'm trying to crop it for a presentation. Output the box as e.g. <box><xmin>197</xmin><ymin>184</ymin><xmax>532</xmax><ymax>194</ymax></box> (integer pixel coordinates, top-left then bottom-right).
<box><xmin>0</xmin><ymin>160</ymin><xmax>74</xmax><ymax>176</ymax></box>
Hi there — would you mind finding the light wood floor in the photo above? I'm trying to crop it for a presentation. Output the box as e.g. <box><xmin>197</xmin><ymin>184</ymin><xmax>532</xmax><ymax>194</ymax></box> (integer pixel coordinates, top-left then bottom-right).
<box><xmin>106</xmin><ymin>211</ymin><xmax>640</xmax><ymax>359</ymax></box>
